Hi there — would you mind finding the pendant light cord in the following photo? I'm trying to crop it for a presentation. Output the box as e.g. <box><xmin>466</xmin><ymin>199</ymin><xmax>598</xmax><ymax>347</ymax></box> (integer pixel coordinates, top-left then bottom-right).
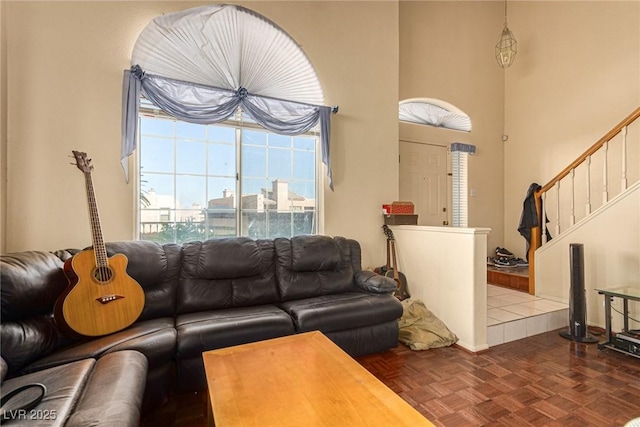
<box><xmin>504</xmin><ymin>0</ymin><xmax>508</xmax><ymax>26</ymax></box>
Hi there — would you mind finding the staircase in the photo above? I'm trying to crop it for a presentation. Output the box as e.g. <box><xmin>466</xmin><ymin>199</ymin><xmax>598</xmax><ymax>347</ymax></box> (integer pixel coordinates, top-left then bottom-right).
<box><xmin>528</xmin><ymin>107</ymin><xmax>640</xmax><ymax>331</ymax></box>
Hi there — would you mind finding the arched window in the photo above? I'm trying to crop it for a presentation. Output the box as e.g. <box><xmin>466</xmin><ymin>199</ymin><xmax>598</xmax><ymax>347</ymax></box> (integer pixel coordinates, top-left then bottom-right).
<box><xmin>399</xmin><ymin>98</ymin><xmax>471</xmax><ymax>132</ymax></box>
<box><xmin>124</xmin><ymin>4</ymin><xmax>336</xmax><ymax>242</ymax></box>
<box><xmin>123</xmin><ymin>4</ymin><xmax>335</xmax><ymax>187</ymax></box>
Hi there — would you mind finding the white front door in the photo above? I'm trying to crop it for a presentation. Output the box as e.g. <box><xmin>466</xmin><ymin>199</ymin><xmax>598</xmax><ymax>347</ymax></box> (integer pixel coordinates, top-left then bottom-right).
<box><xmin>399</xmin><ymin>141</ymin><xmax>449</xmax><ymax>226</ymax></box>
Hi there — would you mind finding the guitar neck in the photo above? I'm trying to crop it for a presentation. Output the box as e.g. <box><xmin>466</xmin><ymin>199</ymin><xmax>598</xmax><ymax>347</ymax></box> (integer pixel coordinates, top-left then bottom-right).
<box><xmin>390</xmin><ymin>240</ymin><xmax>400</xmax><ymax>281</ymax></box>
<box><xmin>385</xmin><ymin>238</ymin><xmax>391</xmax><ymax>269</ymax></box>
<box><xmin>84</xmin><ymin>171</ymin><xmax>108</xmax><ymax>268</ymax></box>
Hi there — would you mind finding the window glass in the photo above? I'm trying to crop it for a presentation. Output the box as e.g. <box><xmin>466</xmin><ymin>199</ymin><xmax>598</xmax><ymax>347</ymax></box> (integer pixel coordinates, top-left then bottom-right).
<box><xmin>268</xmin><ymin>148</ymin><xmax>292</xmax><ymax>180</ymax></box>
<box><xmin>138</xmin><ymin>111</ymin><xmax>319</xmax><ymax>243</ymax></box>
<box><xmin>208</xmin><ymin>143</ymin><xmax>236</xmax><ymax>176</ymax></box>
<box><xmin>140</xmin><ymin>137</ymin><xmax>174</xmax><ymax>173</ymax></box>
<box><xmin>176</xmin><ymin>140</ymin><xmax>206</xmax><ymax>174</ymax></box>
<box><xmin>242</xmin><ymin>145</ymin><xmax>267</xmax><ymax>177</ymax></box>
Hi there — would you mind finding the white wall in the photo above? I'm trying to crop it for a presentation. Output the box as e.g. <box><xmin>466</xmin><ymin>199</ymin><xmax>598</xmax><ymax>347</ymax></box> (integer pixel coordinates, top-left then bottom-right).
<box><xmin>504</xmin><ymin>1</ymin><xmax>640</xmax><ymax>260</ymax></box>
<box><xmin>399</xmin><ymin>2</ymin><xmax>505</xmax><ymax>253</ymax></box>
<box><xmin>536</xmin><ymin>182</ymin><xmax>640</xmax><ymax>333</ymax></box>
<box><xmin>0</xmin><ymin>0</ymin><xmax>7</xmax><ymax>254</ymax></box>
<box><xmin>390</xmin><ymin>225</ymin><xmax>491</xmax><ymax>352</ymax></box>
<box><xmin>2</xmin><ymin>1</ymin><xmax>399</xmax><ymax>269</ymax></box>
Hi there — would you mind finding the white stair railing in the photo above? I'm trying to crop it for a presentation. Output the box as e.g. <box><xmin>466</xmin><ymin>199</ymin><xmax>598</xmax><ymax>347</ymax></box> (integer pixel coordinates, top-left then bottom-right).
<box><xmin>528</xmin><ymin>107</ymin><xmax>640</xmax><ymax>294</ymax></box>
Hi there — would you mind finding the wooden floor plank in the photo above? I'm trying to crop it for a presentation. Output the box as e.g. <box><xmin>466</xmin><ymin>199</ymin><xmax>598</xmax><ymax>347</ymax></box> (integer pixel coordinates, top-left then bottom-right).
<box><xmin>141</xmin><ymin>328</ymin><xmax>640</xmax><ymax>427</ymax></box>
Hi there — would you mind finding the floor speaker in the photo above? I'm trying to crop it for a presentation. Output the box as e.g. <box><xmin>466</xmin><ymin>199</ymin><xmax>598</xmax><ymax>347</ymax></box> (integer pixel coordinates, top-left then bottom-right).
<box><xmin>559</xmin><ymin>243</ymin><xmax>598</xmax><ymax>343</ymax></box>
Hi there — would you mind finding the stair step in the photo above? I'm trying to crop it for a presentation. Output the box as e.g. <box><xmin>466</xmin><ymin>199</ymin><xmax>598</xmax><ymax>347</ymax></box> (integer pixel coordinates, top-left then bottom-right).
<box><xmin>487</xmin><ymin>266</ymin><xmax>529</xmax><ymax>292</ymax></box>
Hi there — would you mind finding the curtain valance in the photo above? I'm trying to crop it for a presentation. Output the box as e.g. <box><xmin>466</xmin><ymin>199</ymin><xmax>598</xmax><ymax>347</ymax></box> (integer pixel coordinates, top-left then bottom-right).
<box><xmin>122</xmin><ymin>66</ymin><xmax>333</xmax><ymax>189</ymax></box>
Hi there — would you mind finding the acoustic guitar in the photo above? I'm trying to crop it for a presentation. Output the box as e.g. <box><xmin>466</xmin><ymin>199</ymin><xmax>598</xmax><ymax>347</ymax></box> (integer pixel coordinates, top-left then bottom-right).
<box><xmin>374</xmin><ymin>234</ymin><xmax>391</xmax><ymax>276</ymax></box>
<box><xmin>54</xmin><ymin>151</ymin><xmax>145</xmax><ymax>337</ymax></box>
<box><xmin>382</xmin><ymin>225</ymin><xmax>410</xmax><ymax>301</ymax></box>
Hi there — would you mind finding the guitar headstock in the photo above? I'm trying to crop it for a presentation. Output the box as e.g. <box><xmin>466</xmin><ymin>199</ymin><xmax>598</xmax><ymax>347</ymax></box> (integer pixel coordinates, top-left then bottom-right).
<box><xmin>382</xmin><ymin>224</ymin><xmax>395</xmax><ymax>240</ymax></box>
<box><xmin>72</xmin><ymin>151</ymin><xmax>93</xmax><ymax>174</ymax></box>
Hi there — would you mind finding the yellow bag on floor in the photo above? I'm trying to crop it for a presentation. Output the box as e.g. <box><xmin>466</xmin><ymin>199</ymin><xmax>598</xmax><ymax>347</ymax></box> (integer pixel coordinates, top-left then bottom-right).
<box><xmin>398</xmin><ymin>298</ymin><xmax>458</xmax><ymax>350</ymax></box>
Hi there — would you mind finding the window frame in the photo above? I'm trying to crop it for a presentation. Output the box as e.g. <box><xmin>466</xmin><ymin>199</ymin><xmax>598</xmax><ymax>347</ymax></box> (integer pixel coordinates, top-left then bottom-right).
<box><xmin>134</xmin><ymin>104</ymin><xmax>325</xmax><ymax>243</ymax></box>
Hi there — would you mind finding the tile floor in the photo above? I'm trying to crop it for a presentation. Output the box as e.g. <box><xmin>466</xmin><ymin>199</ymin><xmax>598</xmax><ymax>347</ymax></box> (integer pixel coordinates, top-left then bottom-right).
<box><xmin>487</xmin><ymin>284</ymin><xmax>569</xmax><ymax>347</ymax></box>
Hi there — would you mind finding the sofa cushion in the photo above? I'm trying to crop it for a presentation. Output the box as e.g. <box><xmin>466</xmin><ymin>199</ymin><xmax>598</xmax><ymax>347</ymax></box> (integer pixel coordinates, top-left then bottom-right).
<box><xmin>1</xmin><ymin>251</ymin><xmax>68</xmax><ymax>322</ymax></box>
<box><xmin>274</xmin><ymin>236</ymin><xmax>357</xmax><ymax>301</ymax></box>
<box><xmin>54</xmin><ymin>241</ymin><xmax>183</xmax><ymax>322</ymax></box>
<box><xmin>0</xmin><ymin>252</ymin><xmax>72</xmax><ymax>374</ymax></box>
<box><xmin>20</xmin><ymin>318</ymin><xmax>175</xmax><ymax>375</ymax></box>
<box><xmin>104</xmin><ymin>241</ymin><xmax>183</xmax><ymax>321</ymax></box>
<box><xmin>175</xmin><ymin>305</ymin><xmax>294</xmax><ymax>359</ymax></box>
<box><xmin>64</xmin><ymin>351</ymin><xmax>147</xmax><ymax>427</ymax></box>
<box><xmin>0</xmin><ymin>317</ymin><xmax>70</xmax><ymax>376</ymax></box>
<box><xmin>0</xmin><ymin>358</ymin><xmax>95</xmax><ymax>426</ymax></box>
<box><xmin>174</xmin><ymin>305</ymin><xmax>295</xmax><ymax>392</ymax></box>
<box><xmin>279</xmin><ymin>292</ymin><xmax>403</xmax><ymax>333</ymax></box>
<box><xmin>0</xmin><ymin>351</ymin><xmax>147</xmax><ymax>427</ymax></box>
<box><xmin>177</xmin><ymin>238</ymin><xmax>279</xmax><ymax>313</ymax></box>
<box><xmin>291</xmin><ymin>235</ymin><xmax>341</xmax><ymax>271</ymax></box>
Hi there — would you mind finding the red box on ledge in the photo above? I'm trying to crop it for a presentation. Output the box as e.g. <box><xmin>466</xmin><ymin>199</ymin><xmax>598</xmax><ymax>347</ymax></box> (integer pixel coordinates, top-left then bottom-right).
<box><xmin>389</xmin><ymin>201</ymin><xmax>414</xmax><ymax>215</ymax></box>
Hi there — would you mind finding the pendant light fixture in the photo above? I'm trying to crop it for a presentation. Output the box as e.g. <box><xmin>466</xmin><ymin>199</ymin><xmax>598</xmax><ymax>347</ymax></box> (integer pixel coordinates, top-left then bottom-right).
<box><xmin>495</xmin><ymin>0</ymin><xmax>517</xmax><ymax>68</ymax></box>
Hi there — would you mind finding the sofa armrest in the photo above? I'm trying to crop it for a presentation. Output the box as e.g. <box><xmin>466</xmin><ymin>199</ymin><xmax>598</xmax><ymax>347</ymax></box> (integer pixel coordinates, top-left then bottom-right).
<box><xmin>354</xmin><ymin>271</ymin><xmax>397</xmax><ymax>294</ymax></box>
<box><xmin>1</xmin><ymin>356</ymin><xmax>7</xmax><ymax>383</ymax></box>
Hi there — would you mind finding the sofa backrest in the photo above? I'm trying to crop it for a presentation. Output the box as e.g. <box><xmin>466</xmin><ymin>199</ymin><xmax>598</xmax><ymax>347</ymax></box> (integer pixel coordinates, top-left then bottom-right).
<box><xmin>103</xmin><ymin>241</ymin><xmax>182</xmax><ymax>320</ymax></box>
<box><xmin>0</xmin><ymin>251</ymin><xmax>70</xmax><ymax>375</ymax></box>
<box><xmin>0</xmin><ymin>235</ymin><xmax>364</xmax><ymax>372</ymax></box>
<box><xmin>274</xmin><ymin>235</ymin><xmax>358</xmax><ymax>301</ymax></box>
<box><xmin>177</xmin><ymin>237</ymin><xmax>280</xmax><ymax>314</ymax></box>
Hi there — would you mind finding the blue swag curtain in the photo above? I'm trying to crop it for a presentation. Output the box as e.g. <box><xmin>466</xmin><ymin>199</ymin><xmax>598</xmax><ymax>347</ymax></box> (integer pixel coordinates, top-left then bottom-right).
<box><xmin>122</xmin><ymin>65</ymin><xmax>333</xmax><ymax>189</ymax></box>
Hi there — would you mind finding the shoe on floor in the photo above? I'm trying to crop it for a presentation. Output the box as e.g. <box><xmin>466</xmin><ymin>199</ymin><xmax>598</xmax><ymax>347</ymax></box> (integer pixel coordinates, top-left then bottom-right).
<box><xmin>514</xmin><ymin>258</ymin><xmax>528</xmax><ymax>267</ymax></box>
<box><xmin>493</xmin><ymin>257</ymin><xmax>516</xmax><ymax>267</ymax></box>
<box><xmin>495</xmin><ymin>247</ymin><xmax>514</xmax><ymax>258</ymax></box>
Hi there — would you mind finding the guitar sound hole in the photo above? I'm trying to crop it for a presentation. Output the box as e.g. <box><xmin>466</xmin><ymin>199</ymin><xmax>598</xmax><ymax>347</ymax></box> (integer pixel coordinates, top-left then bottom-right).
<box><xmin>94</xmin><ymin>266</ymin><xmax>113</xmax><ymax>283</ymax></box>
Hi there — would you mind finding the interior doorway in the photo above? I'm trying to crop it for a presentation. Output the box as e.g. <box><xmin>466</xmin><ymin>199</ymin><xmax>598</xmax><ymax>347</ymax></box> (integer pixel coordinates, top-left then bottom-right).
<box><xmin>399</xmin><ymin>141</ymin><xmax>449</xmax><ymax>226</ymax></box>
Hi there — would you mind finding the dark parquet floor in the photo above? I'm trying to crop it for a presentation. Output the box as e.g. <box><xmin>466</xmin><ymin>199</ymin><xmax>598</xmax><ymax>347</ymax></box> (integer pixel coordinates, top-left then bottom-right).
<box><xmin>141</xmin><ymin>328</ymin><xmax>640</xmax><ymax>427</ymax></box>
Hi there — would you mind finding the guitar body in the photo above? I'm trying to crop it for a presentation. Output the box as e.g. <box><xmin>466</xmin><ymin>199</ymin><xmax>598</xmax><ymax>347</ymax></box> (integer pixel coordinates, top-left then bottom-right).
<box><xmin>381</xmin><ymin>225</ymin><xmax>410</xmax><ymax>301</ymax></box>
<box><xmin>54</xmin><ymin>249</ymin><xmax>145</xmax><ymax>337</ymax></box>
<box><xmin>386</xmin><ymin>269</ymin><xmax>410</xmax><ymax>301</ymax></box>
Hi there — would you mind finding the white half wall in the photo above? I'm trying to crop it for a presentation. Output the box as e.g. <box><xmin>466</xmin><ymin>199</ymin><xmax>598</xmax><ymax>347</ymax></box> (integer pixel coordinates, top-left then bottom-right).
<box><xmin>389</xmin><ymin>225</ymin><xmax>491</xmax><ymax>352</ymax></box>
<box><xmin>535</xmin><ymin>181</ymin><xmax>640</xmax><ymax>333</ymax></box>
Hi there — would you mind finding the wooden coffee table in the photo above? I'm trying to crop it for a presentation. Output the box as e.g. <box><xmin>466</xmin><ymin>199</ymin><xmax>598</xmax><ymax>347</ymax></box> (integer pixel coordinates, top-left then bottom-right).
<box><xmin>203</xmin><ymin>331</ymin><xmax>434</xmax><ymax>426</ymax></box>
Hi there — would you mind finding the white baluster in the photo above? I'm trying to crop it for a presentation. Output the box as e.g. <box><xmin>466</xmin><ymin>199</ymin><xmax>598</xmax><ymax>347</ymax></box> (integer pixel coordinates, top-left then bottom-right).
<box><xmin>542</xmin><ymin>191</ymin><xmax>548</xmax><ymax>244</ymax></box>
<box><xmin>621</xmin><ymin>126</ymin><xmax>628</xmax><ymax>191</ymax></box>
<box><xmin>586</xmin><ymin>155</ymin><xmax>591</xmax><ymax>215</ymax></box>
<box><xmin>570</xmin><ymin>168</ymin><xmax>575</xmax><ymax>226</ymax></box>
<box><xmin>603</xmin><ymin>140</ymin><xmax>609</xmax><ymax>204</ymax></box>
<box><xmin>555</xmin><ymin>181</ymin><xmax>561</xmax><ymax>236</ymax></box>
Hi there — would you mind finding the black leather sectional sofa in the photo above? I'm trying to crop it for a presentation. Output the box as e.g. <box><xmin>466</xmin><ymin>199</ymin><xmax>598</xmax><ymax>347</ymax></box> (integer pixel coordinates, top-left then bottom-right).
<box><xmin>1</xmin><ymin>235</ymin><xmax>403</xmax><ymax>426</ymax></box>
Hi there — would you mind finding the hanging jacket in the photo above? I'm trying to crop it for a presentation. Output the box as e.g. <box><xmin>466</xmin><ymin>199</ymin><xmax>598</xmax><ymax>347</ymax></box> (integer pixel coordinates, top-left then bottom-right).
<box><xmin>518</xmin><ymin>183</ymin><xmax>551</xmax><ymax>259</ymax></box>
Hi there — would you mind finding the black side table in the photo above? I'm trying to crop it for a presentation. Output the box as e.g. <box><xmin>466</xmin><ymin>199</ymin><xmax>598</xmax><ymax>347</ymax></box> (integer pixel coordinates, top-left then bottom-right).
<box><xmin>596</xmin><ymin>286</ymin><xmax>640</xmax><ymax>358</ymax></box>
